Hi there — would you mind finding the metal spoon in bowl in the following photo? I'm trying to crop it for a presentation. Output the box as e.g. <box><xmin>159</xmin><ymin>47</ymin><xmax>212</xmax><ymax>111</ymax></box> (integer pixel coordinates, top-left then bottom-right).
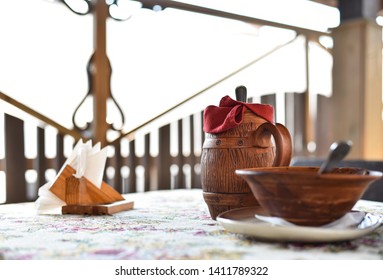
<box><xmin>317</xmin><ymin>141</ymin><xmax>352</xmax><ymax>175</ymax></box>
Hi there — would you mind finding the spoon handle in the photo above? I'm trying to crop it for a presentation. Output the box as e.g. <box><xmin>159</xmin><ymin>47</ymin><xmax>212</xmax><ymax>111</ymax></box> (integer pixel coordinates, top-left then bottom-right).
<box><xmin>318</xmin><ymin>141</ymin><xmax>352</xmax><ymax>175</ymax></box>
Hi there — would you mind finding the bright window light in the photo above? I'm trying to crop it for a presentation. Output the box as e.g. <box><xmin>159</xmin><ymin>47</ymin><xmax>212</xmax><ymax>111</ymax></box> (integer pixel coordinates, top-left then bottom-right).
<box><xmin>181</xmin><ymin>0</ymin><xmax>340</xmax><ymax>32</ymax></box>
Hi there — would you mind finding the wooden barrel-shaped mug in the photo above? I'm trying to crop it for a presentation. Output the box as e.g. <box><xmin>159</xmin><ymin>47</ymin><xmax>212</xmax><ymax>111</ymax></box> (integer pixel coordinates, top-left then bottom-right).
<box><xmin>201</xmin><ymin>109</ymin><xmax>292</xmax><ymax>219</ymax></box>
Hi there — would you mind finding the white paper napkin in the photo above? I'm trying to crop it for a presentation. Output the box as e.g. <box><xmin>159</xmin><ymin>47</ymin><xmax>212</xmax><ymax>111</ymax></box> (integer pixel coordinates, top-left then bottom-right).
<box><xmin>35</xmin><ymin>139</ymin><xmax>108</xmax><ymax>214</ymax></box>
<box><xmin>255</xmin><ymin>211</ymin><xmax>366</xmax><ymax>229</ymax></box>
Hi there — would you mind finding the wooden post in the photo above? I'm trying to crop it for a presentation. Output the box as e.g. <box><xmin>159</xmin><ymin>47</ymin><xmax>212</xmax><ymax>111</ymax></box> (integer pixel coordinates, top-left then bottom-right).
<box><xmin>91</xmin><ymin>0</ymin><xmax>109</xmax><ymax>146</ymax></box>
<box><xmin>331</xmin><ymin>0</ymin><xmax>383</xmax><ymax>159</ymax></box>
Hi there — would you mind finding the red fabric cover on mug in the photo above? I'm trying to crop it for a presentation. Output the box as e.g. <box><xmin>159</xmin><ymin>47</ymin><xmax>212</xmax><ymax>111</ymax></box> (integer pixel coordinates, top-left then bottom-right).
<box><xmin>203</xmin><ymin>95</ymin><xmax>274</xmax><ymax>134</ymax></box>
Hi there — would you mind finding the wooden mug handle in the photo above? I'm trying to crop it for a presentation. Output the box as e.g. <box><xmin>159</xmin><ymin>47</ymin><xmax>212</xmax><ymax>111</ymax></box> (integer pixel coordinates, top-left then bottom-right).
<box><xmin>252</xmin><ymin>122</ymin><xmax>292</xmax><ymax>166</ymax></box>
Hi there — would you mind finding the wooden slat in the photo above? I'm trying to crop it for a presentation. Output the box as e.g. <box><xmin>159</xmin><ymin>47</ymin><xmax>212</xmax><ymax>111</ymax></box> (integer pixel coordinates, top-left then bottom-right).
<box><xmin>200</xmin><ymin>110</ymin><xmax>205</xmax><ymax>152</ymax></box>
<box><xmin>260</xmin><ymin>94</ymin><xmax>276</xmax><ymax>121</ymax></box>
<box><xmin>197</xmin><ymin>110</ymin><xmax>205</xmax><ymax>189</ymax></box>
<box><xmin>189</xmin><ymin>114</ymin><xmax>198</xmax><ymax>189</ymax></box>
<box><xmin>114</xmin><ymin>142</ymin><xmax>123</xmax><ymax>194</ymax></box>
<box><xmin>105</xmin><ymin>156</ymin><xmax>114</xmax><ymax>188</ymax></box>
<box><xmin>285</xmin><ymin>92</ymin><xmax>307</xmax><ymax>156</ymax></box>
<box><xmin>56</xmin><ymin>134</ymin><xmax>66</xmax><ymax>170</ymax></box>
<box><xmin>37</xmin><ymin>126</ymin><xmax>46</xmax><ymax>188</ymax></box>
<box><xmin>157</xmin><ymin>124</ymin><xmax>171</xmax><ymax>190</ymax></box>
<box><xmin>5</xmin><ymin>114</ymin><xmax>27</xmax><ymax>203</ymax></box>
<box><xmin>143</xmin><ymin>133</ymin><xmax>150</xmax><ymax>192</ymax></box>
<box><xmin>175</xmin><ymin>119</ymin><xmax>185</xmax><ymax>189</ymax></box>
<box><xmin>127</xmin><ymin>140</ymin><xmax>137</xmax><ymax>193</ymax></box>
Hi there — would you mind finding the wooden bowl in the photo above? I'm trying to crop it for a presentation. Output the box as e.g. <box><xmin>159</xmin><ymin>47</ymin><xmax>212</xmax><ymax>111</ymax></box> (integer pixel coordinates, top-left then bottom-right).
<box><xmin>235</xmin><ymin>166</ymin><xmax>383</xmax><ymax>226</ymax></box>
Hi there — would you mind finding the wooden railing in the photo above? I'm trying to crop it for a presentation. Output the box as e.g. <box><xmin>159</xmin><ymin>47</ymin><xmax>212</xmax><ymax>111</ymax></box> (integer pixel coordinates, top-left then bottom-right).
<box><xmin>0</xmin><ymin>110</ymin><xmax>205</xmax><ymax>203</ymax></box>
<box><xmin>104</xmin><ymin>111</ymin><xmax>205</xmax><ymax>194</ymax></box>
<box><xmin>0</xmin><ymin>90</ymin><xmax>333</xmax><ymax>204</ymax></box>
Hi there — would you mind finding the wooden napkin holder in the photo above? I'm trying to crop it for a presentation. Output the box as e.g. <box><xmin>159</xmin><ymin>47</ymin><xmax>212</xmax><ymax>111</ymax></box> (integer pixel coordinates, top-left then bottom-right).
<box><xmin>50</xmin><ymin>164</ymin><xmax>134</xmax><ymax>215</ymax></box>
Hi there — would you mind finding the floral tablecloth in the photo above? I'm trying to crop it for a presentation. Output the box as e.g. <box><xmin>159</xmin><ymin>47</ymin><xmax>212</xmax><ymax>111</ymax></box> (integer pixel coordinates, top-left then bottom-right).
<box><xmin>1</xmin><ymin>189</ymin><xmax>383</xmax><ymax>260</ymax></box>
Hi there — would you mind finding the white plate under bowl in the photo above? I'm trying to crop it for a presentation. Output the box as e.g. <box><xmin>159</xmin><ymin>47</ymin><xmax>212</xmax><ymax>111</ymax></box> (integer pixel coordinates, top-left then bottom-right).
<box><xmin>217</xmin><ymin>206</ymin><xmax>382</xmax><ymax>243</ymax></box>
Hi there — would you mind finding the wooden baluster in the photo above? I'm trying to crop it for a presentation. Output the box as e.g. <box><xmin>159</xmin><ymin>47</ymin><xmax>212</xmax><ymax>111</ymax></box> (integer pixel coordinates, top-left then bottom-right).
<box><xmin>261</xmin><ymin>94</ymin><xmax>276</xmax><ymax>120</ymax></box>
<box><xmin>4</xmin><ymin>114</ymin><xmax>27</xmax><ymax>203</ymax></box>
<box><xmin>127</xmin><ymin>140</ymin><xmax>137</xmax><ymax>193</ymax></box>
<box><xmin>113</xmin><ymin>142</ymin><xmax>123</xmax><ymax>194</ymax></box>
<box><xmin>158</xmin><ymin>124</ymin><xmax>171</xmax><ymax>190</ymax></box>
<box><xmin>189</xmin><ymin>114</ymin><xmax>198</xmax><ymax>189</ymax></box>
<box><xmin>200</xmin><ymin>110</ymin><xmax>205</xmax><ymax>152</ymax></box>
<box><xmin>56</xmin><ymin>134</ymin><xmax>66</xmax><ymax>171</ymax></box>
<box><xmin>37</xmin><ymin>126</ymin><xmax>46</xmax><ymax>189</ymax></box>
<box><xmin>143</xmin><ymin>134</ymin><xmax>150</xmax><ymax>192</ymax></box>
<box><xmin>175</xmin><ymin>119</ymin><xmax>184</xmax><ymax>189</ymax></box>
<box><xmin>285</xmin><ymin>92</ymin><xmax>307</xmax><ymax>157</ymax></box>
<box><xmin>196</xmin><ymin>110</ymin><xmax>205</xmax><ymax>189</ymax></box>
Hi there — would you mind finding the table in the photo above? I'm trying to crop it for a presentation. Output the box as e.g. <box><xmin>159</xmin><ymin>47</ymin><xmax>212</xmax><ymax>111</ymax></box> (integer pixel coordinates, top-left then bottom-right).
<box><xmin>1</xmin><ymin>189</ymin><xmax>383</xmax><ymax>260</ymax></box>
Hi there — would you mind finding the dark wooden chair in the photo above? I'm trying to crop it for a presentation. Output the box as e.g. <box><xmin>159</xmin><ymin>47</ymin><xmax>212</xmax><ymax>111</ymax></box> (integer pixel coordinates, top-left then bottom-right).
<box><xmin>291</xmin><ymin>158</ymin><xmax>383</xmax><ymax>202</ymax></box>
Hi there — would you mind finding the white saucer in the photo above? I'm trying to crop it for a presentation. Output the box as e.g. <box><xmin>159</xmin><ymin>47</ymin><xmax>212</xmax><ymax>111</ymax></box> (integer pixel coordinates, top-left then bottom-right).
<box><xmin>217</xmin><ymin>206</ymin><xmax>382</xmax><ymax>243</ymax></box>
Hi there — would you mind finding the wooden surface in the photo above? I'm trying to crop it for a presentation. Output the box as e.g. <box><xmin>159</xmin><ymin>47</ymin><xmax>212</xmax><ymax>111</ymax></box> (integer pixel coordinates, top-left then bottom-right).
<box><xmin>62</xmin><ymin>200</ymin><xmax>134</xmax><ymax>215</ymax></box>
